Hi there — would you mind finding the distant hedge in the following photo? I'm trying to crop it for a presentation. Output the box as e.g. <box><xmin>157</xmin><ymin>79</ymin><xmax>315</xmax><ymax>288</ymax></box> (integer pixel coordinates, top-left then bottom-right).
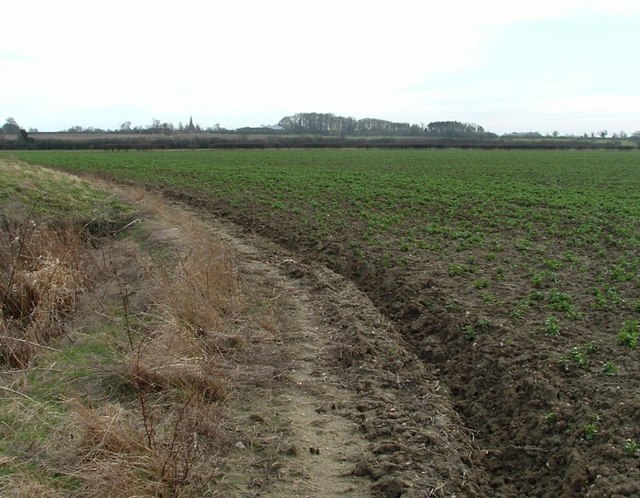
<box><xmin>0</xmin><ymin>134</ymin><xmax>636</xmax><ymax>151</ymax></box>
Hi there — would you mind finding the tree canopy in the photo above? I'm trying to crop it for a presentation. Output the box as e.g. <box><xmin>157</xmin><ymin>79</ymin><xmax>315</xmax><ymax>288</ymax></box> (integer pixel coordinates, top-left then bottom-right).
<box><xmin>1</xmin><ymin>118</ymin><xmax>21</xmax><ymax>134</ymax></box>
<box><xmin>277</xmin><ymin>113</ymin><xmax>492</xmax><ymax>137</ymax></box>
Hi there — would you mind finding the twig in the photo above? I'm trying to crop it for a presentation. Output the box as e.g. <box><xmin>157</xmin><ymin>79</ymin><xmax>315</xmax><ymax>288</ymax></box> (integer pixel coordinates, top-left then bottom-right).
<box><xmin>0</xmin><ymin>386</ymin><xmax>35</xmax><ymax>402</ymax></box>
<box><xmin>0</xmin><ymin>335</ymin><xmax>62</xmax><ymax>352</ymax></box>
<box><xmin>113</xmin><ymin>218</ymin><xmax>142</xmax><ymax>235</ymax></box>
<box><xmin>108</xmin><ymin>251</ymin><xmax>155</xmax><ymax>449</ymax></box>
<box><xmin>0</xmin><ymin>367</ymin><xmax>63</xmax><ymax>375</ymax></box>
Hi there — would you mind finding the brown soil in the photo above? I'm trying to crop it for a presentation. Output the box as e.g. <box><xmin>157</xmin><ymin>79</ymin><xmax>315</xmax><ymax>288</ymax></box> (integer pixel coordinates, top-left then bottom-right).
<box><xmin>179</xmin><ymin>206</ymin><xmax>489</xmax><ymax>497</ymax></box>
<box><xmin>159</xmin><ymin>185</ymin><xmax>640</xmax><ymax>498</ymax></box>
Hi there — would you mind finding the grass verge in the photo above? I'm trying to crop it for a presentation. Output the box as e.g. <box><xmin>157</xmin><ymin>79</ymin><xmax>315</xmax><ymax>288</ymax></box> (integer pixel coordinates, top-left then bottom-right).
<box><xmin>0</xmin><ymin>160</ymin><xmax>281</xmax><ymax>496</ymax></box>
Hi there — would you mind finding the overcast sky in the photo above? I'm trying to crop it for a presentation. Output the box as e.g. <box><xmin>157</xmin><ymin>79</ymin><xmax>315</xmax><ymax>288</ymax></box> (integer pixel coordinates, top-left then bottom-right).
<box><xmin>2</xmin><ymin>0</ymin><xmax>639</xmax><ymax>135</ymax></box>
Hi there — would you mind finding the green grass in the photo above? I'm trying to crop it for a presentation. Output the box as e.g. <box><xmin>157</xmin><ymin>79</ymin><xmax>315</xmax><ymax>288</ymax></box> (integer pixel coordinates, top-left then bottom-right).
<box><xmin>0</xmin><ymin>159</ymin><xmax>135</xmax><ymax>227</ymax></box>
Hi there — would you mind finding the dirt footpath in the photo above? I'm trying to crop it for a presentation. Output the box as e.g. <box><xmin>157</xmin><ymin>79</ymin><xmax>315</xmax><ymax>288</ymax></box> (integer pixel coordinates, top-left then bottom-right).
<box><xmin>181</xmin><ymin>204</ymin><xmax>490</xmax><ymax>497</ymax></box>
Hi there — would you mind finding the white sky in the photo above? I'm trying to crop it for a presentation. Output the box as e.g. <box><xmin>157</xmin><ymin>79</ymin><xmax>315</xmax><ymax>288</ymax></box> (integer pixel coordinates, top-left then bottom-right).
<box><xmin>1</xmin><ymin>0</ymin><xmax>639</xmax><ymax>134</ymax></box>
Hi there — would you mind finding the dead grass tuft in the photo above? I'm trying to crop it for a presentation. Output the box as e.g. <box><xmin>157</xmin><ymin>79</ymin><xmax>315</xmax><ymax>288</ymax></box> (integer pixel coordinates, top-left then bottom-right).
<box><xmin>70</xmin><ymin>402</ymin><xmax>149</xmax><ymax>456</ymax></box>
<box><xmin>0</xmin><ymin>477</ymin><xmax>67</xmax><ymax>498</ymax></box>
<box><xmin>54</xmin><ymin>396</ymin><xmax>227</xmax><ymax>497</ymax></box>
<box><xmin>157</xmin><ymin>216</ymin><xmax>243</xmax><ymax>328</ymax></box>
<box><xmin>1</xmin><ymin>221</ymin><xmax>87</xmax><ymax>367</ymax></box>
<box><xmin>119</xmin><ymin>359</ymin><xmax>228</xmax><ymax>403</ymax></box>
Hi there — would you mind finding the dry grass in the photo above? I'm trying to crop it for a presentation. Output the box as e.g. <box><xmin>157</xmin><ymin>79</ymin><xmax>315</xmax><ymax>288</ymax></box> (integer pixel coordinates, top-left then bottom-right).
<box><xmin>0</xmin><ymin>221</ymin><xmax>86</xmax><ymax>367</ymax></box>
<box><xmin>0</xmin><ymin>477</ymin><xmax>67</xmax><ymax>498</ymax></box>
<box><xmin>65</xmin><ymin>205</ymin><xmax>254</xmax><ymax>496</ymax></box>
<box><xmin>1</xmin><ymin>174</ymin><xmax>282</xmax><ymax>496</ymax></box>
<box><xmin>55</xmin><ymin>400</ymin><xmax>208</xmax><ymax>497</ymax></box>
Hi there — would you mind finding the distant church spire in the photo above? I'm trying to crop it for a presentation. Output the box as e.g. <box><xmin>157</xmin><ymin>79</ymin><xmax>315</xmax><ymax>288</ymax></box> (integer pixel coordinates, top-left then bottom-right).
<box><xmin>187</xmin><ymin>116</ymin><xmax>196</xmax><ymax>132</ymax></box>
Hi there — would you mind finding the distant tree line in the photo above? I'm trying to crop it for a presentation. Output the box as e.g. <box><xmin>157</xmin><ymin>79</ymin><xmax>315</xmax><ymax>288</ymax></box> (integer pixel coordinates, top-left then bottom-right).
<box><xmin>66</xmin><ymin>117</ymin><xmax>208</xmax><ymax>135</ymax></box>
<box><xmin>2</xmin><ymin>116</ymin><xmax>640</xmax><ymax>150</ymax></box>
<box><xmin>276</xmin><ymin>113</ymin><xmax>495</xmax><ymax>138</ymax></box>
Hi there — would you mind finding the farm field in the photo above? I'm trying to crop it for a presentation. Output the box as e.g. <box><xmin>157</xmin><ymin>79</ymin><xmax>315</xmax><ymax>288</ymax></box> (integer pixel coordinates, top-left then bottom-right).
<box><xmin>7</xmin><ymin>148</ymin><xmax>640</xmax><ymax>496</ymax></box>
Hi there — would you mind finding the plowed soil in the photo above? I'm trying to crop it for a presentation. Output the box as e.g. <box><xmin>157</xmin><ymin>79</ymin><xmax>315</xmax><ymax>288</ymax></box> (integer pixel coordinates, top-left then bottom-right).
<box><xmin>162</xmin><ymin>185</ymin><xmax>640</xmax><ymax>498</ymax></box>
<box><xmin>178</xmin><ymin>204</ymin><xmax>488</xmax><ymax>497</ymax></box>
